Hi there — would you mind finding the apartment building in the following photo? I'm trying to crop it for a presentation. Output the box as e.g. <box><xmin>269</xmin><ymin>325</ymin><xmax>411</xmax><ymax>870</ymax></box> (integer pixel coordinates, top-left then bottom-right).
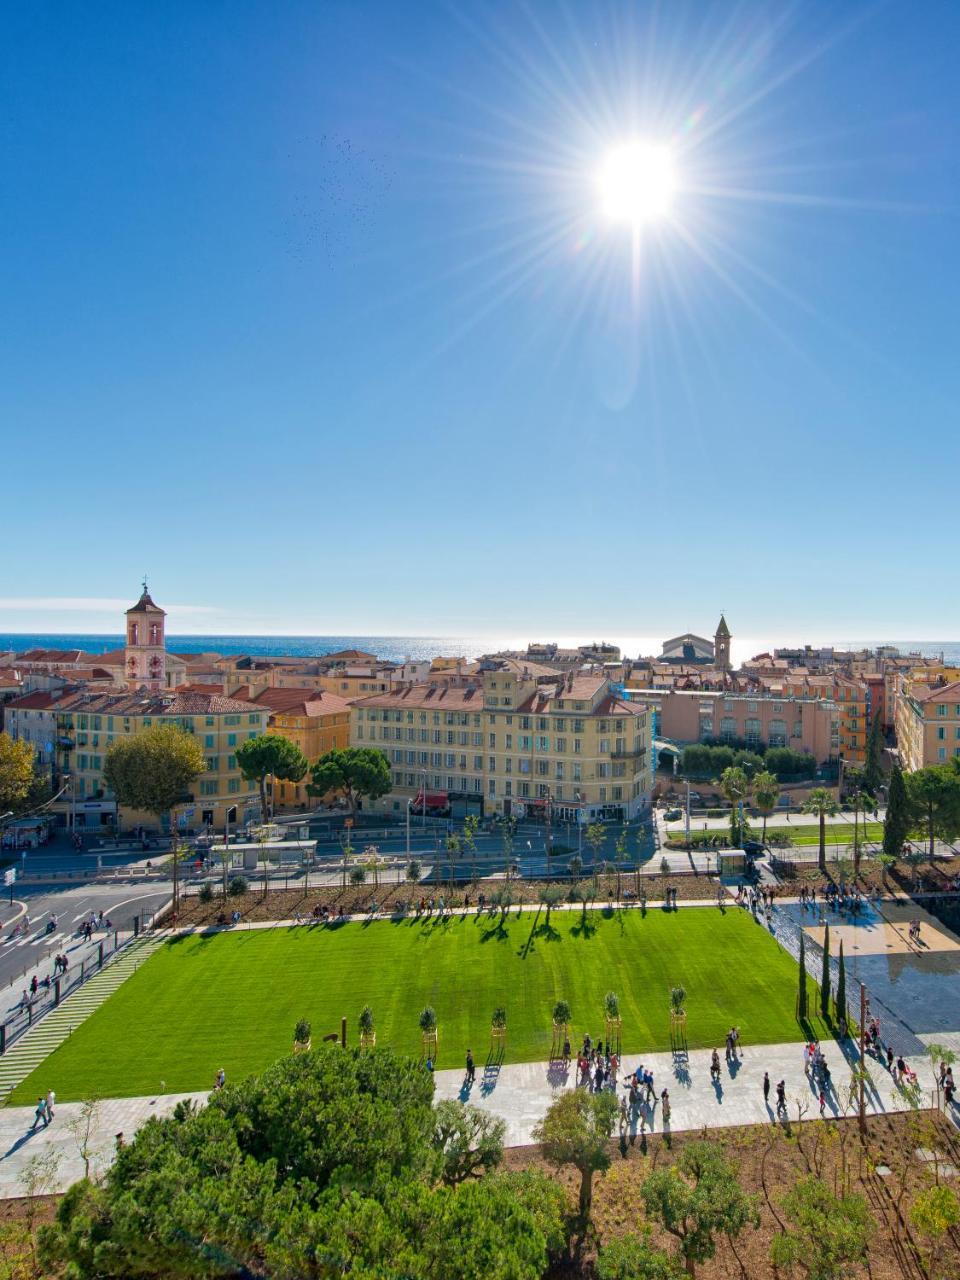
<box><xmin>657</xmin><ymin>689</ymin><xmax>839</xmax><ymax>762</ymax></box>
<box><xmin>350</xmin><ymin>660</ymin><xmax>651</xmax><ymax>823</ymax></box>
<box><xmin>5</xmin><ymin>687</ymin><xmax>268</xmax><ymax>831</ymax></box>
<box><xmin>896</xmin><ymin>679</ymin><xmax>960</xmax><ymax>772</ymax></box>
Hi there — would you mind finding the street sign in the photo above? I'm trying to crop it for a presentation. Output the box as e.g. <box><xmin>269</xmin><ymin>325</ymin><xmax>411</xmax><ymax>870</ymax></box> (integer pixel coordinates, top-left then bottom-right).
<box><xmin>3</xmin><ymin>869</ymin><xmax>15</xmax><ymax>886</ymax></box>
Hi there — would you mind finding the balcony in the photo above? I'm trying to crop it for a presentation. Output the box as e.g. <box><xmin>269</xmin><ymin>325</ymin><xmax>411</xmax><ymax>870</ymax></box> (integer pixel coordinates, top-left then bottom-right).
<box><xmin>611</xmin><ymin>746</ymin><xmax>647</xmax><ymax>760</ymax></box>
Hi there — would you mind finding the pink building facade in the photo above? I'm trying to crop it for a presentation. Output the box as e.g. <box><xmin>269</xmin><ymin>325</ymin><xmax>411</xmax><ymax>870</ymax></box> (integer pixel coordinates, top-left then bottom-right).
<box><xmin>658</xmin><ymin>690</ymin><xmax>839</xmax><ymax>763</ymax></box>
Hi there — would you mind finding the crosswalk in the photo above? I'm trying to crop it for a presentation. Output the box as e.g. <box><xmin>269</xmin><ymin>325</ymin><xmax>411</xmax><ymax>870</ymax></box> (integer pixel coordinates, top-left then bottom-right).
<box><xmin>0</xmin><ymin>934</ymin><xmax>167</xmax><ymax>1102</ymax></box>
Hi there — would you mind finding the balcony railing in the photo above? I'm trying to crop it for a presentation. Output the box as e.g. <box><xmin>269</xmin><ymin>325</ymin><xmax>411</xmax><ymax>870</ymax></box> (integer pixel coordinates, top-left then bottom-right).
<box><xmin>611</xmin><ymin>747</ymin><xmax>647</xmax><ymax>759</ymax></box>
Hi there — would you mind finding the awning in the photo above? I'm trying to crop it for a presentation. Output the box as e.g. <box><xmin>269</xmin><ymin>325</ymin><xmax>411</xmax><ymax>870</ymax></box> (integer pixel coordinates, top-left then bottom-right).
<box><xmin>413</xmin><ymin>790</ymin><xmax>449</xmax><ymax>808</ymax></box>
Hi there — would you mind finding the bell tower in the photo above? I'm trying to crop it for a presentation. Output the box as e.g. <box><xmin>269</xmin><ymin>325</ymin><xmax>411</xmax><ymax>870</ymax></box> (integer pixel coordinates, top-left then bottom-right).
<box><xmin>125</xmin><ymin>578</ymin><xmax>167</xmax><ymax>690</ymax></box>
<box><xmin>714</xmin><ymin>614</ymin><xmax>732</xmax><ymax>671</ymax></box>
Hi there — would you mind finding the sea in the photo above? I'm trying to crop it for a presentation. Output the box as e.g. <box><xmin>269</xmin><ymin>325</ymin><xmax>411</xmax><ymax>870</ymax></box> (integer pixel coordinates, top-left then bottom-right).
<box><xmin>1</xmin><ymin>633</ymin><xmax>959</xmax><ymax>668</ymax></box>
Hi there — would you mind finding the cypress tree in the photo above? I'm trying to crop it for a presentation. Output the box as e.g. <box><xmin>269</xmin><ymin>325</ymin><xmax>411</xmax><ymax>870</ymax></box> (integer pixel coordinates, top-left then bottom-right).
<box><xmin>863</xmin><ymin>713</ymin><xmax>884</xmax><ymax>795</ymax></box>
<box><xmin>797</xmin><ymin>929</ymin><xmax>808</xmax><ymax>1021</ymax></box>
<box><xmin>883</xmin><ymin>764</ymin><xmax>910</xmax><ymax>858</ymax></box>
<box><xmin>820</xmin><ymin>922</ymin><xmax>831</xmax><ymax>1022</ymax></box>
<box><xmin>836</xmin><ymin>939</ymin><xmax>846</xmax><ymax>1031</ymax></box>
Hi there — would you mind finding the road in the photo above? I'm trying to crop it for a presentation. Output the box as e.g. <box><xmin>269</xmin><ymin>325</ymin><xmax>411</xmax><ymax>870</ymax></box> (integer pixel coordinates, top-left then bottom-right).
<box><xmin>0</xmin><ymin>880</ymin><xmax>172</xmax><ymax>1005</ymax></box>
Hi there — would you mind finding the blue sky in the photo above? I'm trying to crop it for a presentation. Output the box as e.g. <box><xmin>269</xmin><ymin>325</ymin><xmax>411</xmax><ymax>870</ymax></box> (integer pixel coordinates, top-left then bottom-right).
<box><xmin>1</xmin><ymin>1</ymin><xmax>958</xmax><ymax>641</ymax></box>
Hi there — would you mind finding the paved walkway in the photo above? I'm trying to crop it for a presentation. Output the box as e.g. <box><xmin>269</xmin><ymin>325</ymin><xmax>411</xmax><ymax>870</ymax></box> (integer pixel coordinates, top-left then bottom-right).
<box><xmin>0</xmin><ymin>1037</ymin><xmax>947</xmax><ymax>1196</ymax></box>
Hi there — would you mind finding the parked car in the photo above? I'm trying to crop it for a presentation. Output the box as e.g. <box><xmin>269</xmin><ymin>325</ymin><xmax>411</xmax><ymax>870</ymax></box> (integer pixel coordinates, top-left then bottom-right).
<box><xmin>664</xmin><ymin>808</ymin><xmax>683</xmax><ymax>821</ymax></box>
<box><xmin>742</xmin><ymin>839</ymin><xmax>765</xmax><ymax>857</ymax></box>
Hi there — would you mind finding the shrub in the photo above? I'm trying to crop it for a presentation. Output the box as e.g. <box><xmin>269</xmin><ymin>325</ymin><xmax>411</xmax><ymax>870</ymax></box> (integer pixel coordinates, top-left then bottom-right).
<box><xmin>552</xmin><ymin>999</ymin><xmax>571</xmax><ymax>1026</ymax></box>
<box><xmin>359</xmin><ymin>1006</ymin><xmax>374</xmax><ymax>1035</ymax></box>
<box><xmin>293</xmin><ymin>1019</ymin><xmax>311</xmax><ymax>1045</ymax></box>
<box><xmin>350</xmin><ymin>866</ymin><xmax>366</xmax><ymax>886</ymax></box>
<box><xmin>198</xmin><ymin>883</ymin><xmax>214</xmax><ymax>904</ymax></box>
<box><xmin>406</xmin><ymin>859</ymin><xmax>422</xmax><ymax>882</ymax></box>
<box><xmin>228</xmin><ymin>875</ymin><xmax>248</xmax><ymax>897</ymax></box>
<box><xmin>419</xmin><ymin>1006</ymin><xmax>437</xmax><ymax>1034</ymax></box>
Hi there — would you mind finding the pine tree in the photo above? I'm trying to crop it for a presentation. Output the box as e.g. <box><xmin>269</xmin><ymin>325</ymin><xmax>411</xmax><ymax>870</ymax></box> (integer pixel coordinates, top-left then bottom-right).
<box><xmin>883</xmin><ymin>765</ymin><xmax>910</xmax><ymax>858</ymax></box>
<box><xmin>820</xmin><ymin>922</ymin><xmax>831</xmax><ymax>1022</ymax></box>
<box><xmin>797</xmin><ymin>930</ymin><xmax>808</xmax><ymax>1022</ymax></box>
<box><xmin>836</xmin><ymin>939</ymin><xmax>846</xmax><ymax>1031</ymax></box>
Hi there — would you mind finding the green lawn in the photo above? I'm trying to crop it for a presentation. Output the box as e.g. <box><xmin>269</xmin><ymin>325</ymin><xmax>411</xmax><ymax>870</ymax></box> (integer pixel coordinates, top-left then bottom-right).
<box><xmin>778</xmin><ymin>821</ymin><xmax>884</xmax><ymax>846</ymax></box>
<box><xmin>11</xmin><ymin>907</ymin><xmax>828</xmax><ymax>1102</ymax></box>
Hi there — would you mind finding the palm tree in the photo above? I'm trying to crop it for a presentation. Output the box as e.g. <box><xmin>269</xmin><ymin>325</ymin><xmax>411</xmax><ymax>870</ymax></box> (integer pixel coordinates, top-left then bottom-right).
<box><xmin>802</xmin><ymin>787</ymin><xmax>839</xmax><ymax>873</ymax></box>
<box><xmin>719</xmin><ymin>766</ymin><xmax>750</xmax><ymax>847</ymax></box>
<box><xmin>613</xmin><ymin>828</ymin><xmax>628</xmax><ymax>900</ymax></box>
<box><xmin>462</xmin><ymin>814</ymin><xmax>480</xmax><ymax>885</ymax></box>
<box><xmin>752</xmin><ymin>770</ymin><xmax>780</xmax><ymax>848</ymax></box>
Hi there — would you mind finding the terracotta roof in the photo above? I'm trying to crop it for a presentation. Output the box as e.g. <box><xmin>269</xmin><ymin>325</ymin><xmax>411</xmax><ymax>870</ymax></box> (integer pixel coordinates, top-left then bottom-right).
<box><xmin>269</xmin><ymin>691</ymin><xmax>354</xmax><ymax>719</ymax></box>
<box><xmin>127</xmin><ymin>589</ymin><xmax>165</xmax><ymax>614</ymax></box>
<box><xmin>354</xmin><ymin>684</ymin><xmax>483</xmax><ymax>711</ymax></box>
<box><xmin>6</xmin><ymin>690</ymin><xmax>62</xmax><ymax>710</ymax></box>
<box><xmin>912</xmin><ymin>681</ymin><xmax>960</xmax><ymax>703</ymax></box>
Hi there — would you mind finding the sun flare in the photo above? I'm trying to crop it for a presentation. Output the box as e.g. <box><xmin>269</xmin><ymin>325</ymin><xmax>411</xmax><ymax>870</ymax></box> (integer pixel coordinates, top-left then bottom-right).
<box><xmin>598</xmin><ymin>141</ymin><xmax>677</xmax><ymax>226</ymax></box>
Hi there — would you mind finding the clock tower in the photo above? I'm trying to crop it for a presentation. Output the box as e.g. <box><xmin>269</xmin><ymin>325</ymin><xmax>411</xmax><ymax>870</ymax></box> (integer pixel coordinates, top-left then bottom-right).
<box><xmin>125</xmin><ymin>579</ymin><xmax>167</xmax><ymax>690</ymax></box>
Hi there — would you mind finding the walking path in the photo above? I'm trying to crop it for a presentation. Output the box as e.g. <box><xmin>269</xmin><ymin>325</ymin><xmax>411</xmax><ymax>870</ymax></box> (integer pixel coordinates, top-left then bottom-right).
<box><xmin>0</xmin><ymin>1036</ymin><xmax>948</xmax><ymax>1197</ymax></box>
<box><xmin>0</xmin><ymin>936</ymin><xmax>166</xmax><ymax>1103</ymax></box>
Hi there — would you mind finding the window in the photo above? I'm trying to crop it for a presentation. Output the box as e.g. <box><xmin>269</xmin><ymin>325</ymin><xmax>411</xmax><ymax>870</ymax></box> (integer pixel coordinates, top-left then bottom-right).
<box><xmin>938</xmin><ymin>727</ymin><xmax>946</xmax><ymax>740</ymax></box>
<box><xmin>574</xmin><ymin>719</ymin><xmax>585</xmax><ymax>733</ymax></box>
<box><xmin>489</xmin><ymin>733</ymin><xmax>496</xmax><ymax>748</ymax></box>
<box><xmin>556</xmin><ymin>761</ymin><xmax>565</xmax><ymax>780</ymax></box>
<box><xmin>228</xmin><ymin>778</ymin><xmax>240</xmax><ymax>793</ymax></box>
<box><xmin>599</xmin><ymin>738</ymin><xmax>610</xmax><ymax>753</ymax></box>
<box><xmin>535</xmin><ymin>735</ymin><xmax>549</xmax><ymax>751</ymax></box>
<box><xmin>556</xmin><ymin>737</ymin><xmax>567</xmax><ymax>753</ymax></box>
<box><xmin>574</xmin><ymin>738</ymin><xmax>582</xmax><ymax>754</ymax></box>
<box><xmin>938</xmin><ymin>704</ymin><xmax>947</xmax><ymax>716</ymax></box>
<box><xmin>227</xmin><ymin>733</ymin><xmax>237</xmax><ymax>747</ymax></box>
<box><xmin>505</xmin><ymin>734</ymin><xmax>513</xmax><ymax>749</ymax></box>
<box><xmin>573</xmin><ymin>763</ymin><xmax>581</xmax><ymax>781</ymax></box>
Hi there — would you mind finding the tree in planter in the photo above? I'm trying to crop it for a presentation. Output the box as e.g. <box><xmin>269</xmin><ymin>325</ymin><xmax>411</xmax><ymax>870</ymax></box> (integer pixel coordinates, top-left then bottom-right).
<box><xmin>306</xmin><ymin>747</ymin><xmax>391</xmax><ymax>818</ymax></box>
<box><xmin>235</xmin><ymin>734</ymin><xmax>307</xmax><ymax>822</ymax></box>
<box><xmin>103</xmin><ymin>723</ymin><xmax>206</xmax><ymax>914</ymax></box>
<box><xmin>568</xmin><ymin>853</ymin><xmax>583</xmax><ymax>880</ymax></box>
<box><xmin>797</xmin><ymin>930</ymin><xmax>808</xmax><ymax>1022</ymax></box>
<box><xmin>820</xmin><ymin>923</ymin><xmax>831</xmax><ymax>1022</ymax></box>
<box><xmin>293</xmin><ymin>1019</ymin><xmax>311</xmax><ymax>1052</ymax></box>
<box><xmin>670</xmin><ymin>985</ymin><xmax>686</xmax><ymax>1019</ymax></box>
<box><xmin>491</xmin><ymin>1005</ymin><xmax>507</xmax><ymax>1051</ymax></box>
<box><xmin>597</xmin><ymin>1231</ymin><xmax>684</xmax><ymax>1280</ymax></box>
<box><xmin>604</xmin><ymin>991</ymin><xmax>622</xmax><ymax>1052</ymax></box>
<box><xmin>532</xmin><ymin>1089</ymin><xmax>618</xmax><ymax>1221</ymax></box>
<box><xmin>359</xmin><ymin>1005</ymin><xmax>375</xmax><ymax>1047</ymax></box>
<box><xmin>420</xmin><ymin>1005</ymin><xmax>438</xmax><ymax>1058</ymax></box>
<box><xmin>802</xmin><ymin>788</ymin><xmax>839</xmax><ymax>874</ymax></box>
<box><xmin>433</xmin><ymin>1099</ymin><xmax>506</xmax><ymax>1185</ymax></box>
<box><xmin>882</xmin><ymin>765</ymin><xmax>910</xmax><ymax>860</ymax></box>
<box><xmin>406</xmin><ymin>858</ymin><xmax>422</xmax><ymax>885</ymax></box>
<box><xmin>770</xmin><ymin>1175</ymin><xmax>869</xmax><ymax>1280</ymax></box>
<box><xmin>552</xmin><ymin>999</ymin><xmax>571</xmax><ymax>1031</ymax></box>
<box><xmin>752</xmin><ymin>770</ymin><xmax>780</xmax><ymax>848</ymax></box>
<box><xmin>641</xmin><ymin>1140</ymin><xmax>759</xmax><ymax>1277</ymax></box>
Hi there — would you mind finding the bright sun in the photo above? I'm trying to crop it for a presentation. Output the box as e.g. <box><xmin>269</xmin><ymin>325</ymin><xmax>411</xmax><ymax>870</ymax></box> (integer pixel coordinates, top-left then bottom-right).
<box><xmin>598</xmin><ymin>141</ymin><xmax>677</xmax><ymax>225</ymax></box>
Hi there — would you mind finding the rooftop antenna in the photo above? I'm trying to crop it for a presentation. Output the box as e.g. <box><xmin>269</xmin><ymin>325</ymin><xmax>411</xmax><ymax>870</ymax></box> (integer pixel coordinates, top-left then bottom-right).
<box><xmin>142</xmin><ymin>573</ymin><xmax>149</xmax><ymax>595</ymax></box>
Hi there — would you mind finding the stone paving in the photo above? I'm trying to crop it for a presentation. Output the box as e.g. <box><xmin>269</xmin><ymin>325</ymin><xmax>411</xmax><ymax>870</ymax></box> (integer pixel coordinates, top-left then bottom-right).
<box><xmin>0</xmin><ymin>1036</ymin><xmax>950</xmax><ymax>1197</ymax></box>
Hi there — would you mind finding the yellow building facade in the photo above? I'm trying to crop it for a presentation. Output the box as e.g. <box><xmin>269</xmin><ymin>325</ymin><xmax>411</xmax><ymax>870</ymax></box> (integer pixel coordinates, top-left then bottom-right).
<box><xmin>45</xmin><ymin>690</ymin><xmax>269</xmax><ymax>832</ymax></box>
<box><xmin>351</xmin><ymin>662</ymin><xmax>651</xmax><ymax>822</ymax></box>
<box><xmin>895</xmin><ymin>679</ymin><xmax>960</xmax><ymax>773</ymax></box>
<box><xmin>259</xmin><ymin>690</ymin><xmax>352</xmax><ymax>809</ymax></box>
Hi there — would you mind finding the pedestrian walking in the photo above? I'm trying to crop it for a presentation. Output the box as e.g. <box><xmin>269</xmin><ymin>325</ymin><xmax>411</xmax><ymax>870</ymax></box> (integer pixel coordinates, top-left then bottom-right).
<box><xmin>661</xmin><ymin>1088</ymin><xmax>671</xmax><ymax>1122</ymax></box>
<box><xmin>215</xmin><ymin>1068</ymin><xmax>226</xmax><ymax>1090</ymax></box>
<box><xmin>763</xmin><ymin>1071</ymin><xmax>770</xmax><ymax>1105</ymax></box>
<box><xmin>45</xmin><ymin>1089</ymin><xmax>55</xmax><ymax>1122</ymax></box>
<box><xmin>819</xmin><ymin>1089</ymin><xmax>826</xmax><ymax>1117</ymax></box>
<box><xmin>465</xmin><ymin>1049</ymin><xmax>475</xmax><ymax>1084</ymax></box>
<box><xmin>776</xmin><ymin>1080</ymin><xmax>787</xmax><ymax>1118</ymax></box>
<box><xmin>29</xmin><ymin>1097</ymin><xmax>48</xmax><ymax>1131</ymax></box>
